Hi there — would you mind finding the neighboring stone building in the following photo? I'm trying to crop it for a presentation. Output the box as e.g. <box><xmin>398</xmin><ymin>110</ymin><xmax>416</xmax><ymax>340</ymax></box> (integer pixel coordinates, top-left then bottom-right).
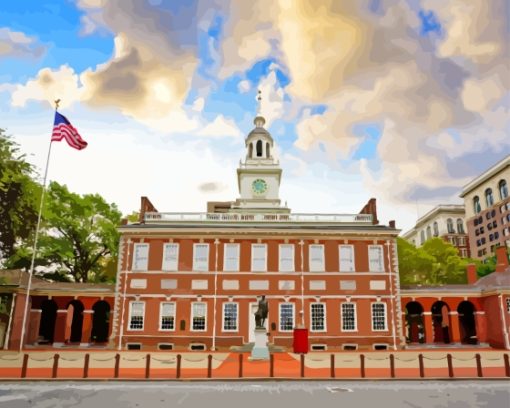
<box><xmin>402</xmin><ymin>205</ymin><xmax>470</xmax><ymax>258</ymax></box>
<box><xmin>460</xmin><ymin>156</ymin><xmax>510</xmax><ymax>259</ymax></box>
<box><xmin>109</xmin><ymin>109</ymin><xmax>404</xmax><ymax>352</ymax></box>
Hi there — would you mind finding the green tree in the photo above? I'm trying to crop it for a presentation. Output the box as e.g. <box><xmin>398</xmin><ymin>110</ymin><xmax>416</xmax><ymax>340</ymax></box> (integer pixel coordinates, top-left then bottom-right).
<box><xmin>0</xmin><ymin>130</ymin><xmax>41</xmax><ymax>260</ymax></box>
<box><xmin>398</xmin><ymin>237</ymin><xmax>469</xmax><ymax>285</ymax></box>
<box><xmin>8</xmin><ymin>182</ymin><xmax>122</xmax><ymax>283</ymax></box>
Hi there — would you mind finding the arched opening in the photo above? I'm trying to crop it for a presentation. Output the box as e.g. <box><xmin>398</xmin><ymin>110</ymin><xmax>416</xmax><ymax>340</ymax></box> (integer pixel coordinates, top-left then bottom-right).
<box><xmin>456</xmin><ymin>219</ymin><xmax>464</xmax><ymax>234</ymax></box>
<box><xmin>473</xmin><ymin>196</ymin><xmax>481</xmax><ymax>214</ymax></box>
<box><xmin>249</xmin><ymin>143</ymin><xmax>253</xmax><ymax>158</ymax></box>
<box><xmin>447</xmin><ymin>218</ymin><xmax>454</xmax><ymax>234</ymax></box>
<box><xmin>405</xmin><ymin>301</ymin><xmax>425</xmax><ymax>343</ymax></box>
<box><xmin>91</xmin><ymin>300</ymin><xmax>110</xmax><ymax>343</ymax></box>
<box><xmin>485</xmin><ymin>188</ymin><xmax>494</xmax><ymax>207</ymax></box>
<box><xmin>256</xmin><ymin>140</ymin><xmax>263</xmax><ymax>157</ymax></box>
<box><xmin>499</xmin><ymin>179</ymin><xmax>508</xmax><ymax>200</ymax></box>
<box><xmin>66</xmin><ymin>300</ymin><xmax>84</xmax><ymax>343</ymax></box>
<box><xmin>458</xmin><ymin>301</ymin><xmax>477</xmax><ymax>345</ymax></box>
<box><xmin>38</xmin><ymin>299</ymin><xmax>57</xmax><ymax>344</ymax></box>
<box><xmin>431</xmin><ymin>301</ymin><xmax>451</xmax><ymax>343</ymax></box>
<box><xmin>266</xmin><ymin>142</ymin><xmax>270</xmax><ymax>158</ymax></box>
<box><xmin>433</xmin><ymin>222</ymin><xmax>439</xmax><ymax>237</ymax></box>
<box><xmin>426</xmin><ymin>226</ymin><xmax>431</xmax><ymax>239</ymax></box>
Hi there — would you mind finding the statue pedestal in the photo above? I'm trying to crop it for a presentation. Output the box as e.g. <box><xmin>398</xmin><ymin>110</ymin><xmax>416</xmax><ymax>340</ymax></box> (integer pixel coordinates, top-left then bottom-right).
<box><xmin>249</xmin><ymin>328</ymin><xmax>269</xmax><ymax>360</ymax></box>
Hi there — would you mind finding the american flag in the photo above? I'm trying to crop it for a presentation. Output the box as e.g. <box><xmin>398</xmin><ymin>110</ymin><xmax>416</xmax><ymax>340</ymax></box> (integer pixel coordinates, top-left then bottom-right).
<box><xmin>51</xmin><ymin>111</ymin><xmax>88</xmax><ymax>150</ymax></box>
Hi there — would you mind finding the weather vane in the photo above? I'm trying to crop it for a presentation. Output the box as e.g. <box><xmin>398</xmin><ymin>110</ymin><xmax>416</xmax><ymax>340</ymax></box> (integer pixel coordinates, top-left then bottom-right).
<box><xmin>54</xmin><ymin>99</ymin><xmax>61</xmax><ymax>110</ymax></box>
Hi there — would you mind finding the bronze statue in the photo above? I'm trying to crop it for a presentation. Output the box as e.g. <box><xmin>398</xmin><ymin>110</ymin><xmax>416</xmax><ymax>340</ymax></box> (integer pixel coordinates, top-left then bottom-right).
<box><xmin>254</xmin><ymin>295</ymin><xmax>268</xmax><ymax>329</ymax></box>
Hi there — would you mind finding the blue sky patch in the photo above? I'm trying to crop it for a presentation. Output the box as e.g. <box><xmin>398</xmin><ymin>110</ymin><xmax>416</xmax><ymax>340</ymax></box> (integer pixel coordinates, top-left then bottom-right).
<box><xmin>351</xmin><ymin>123</ymin><xmax>382</xmax><ymax>160</ymax></box>
<box><xmin>418</xmin><ymin>9</ymin><xmax>442</xmax><ymax>35</ymax></box>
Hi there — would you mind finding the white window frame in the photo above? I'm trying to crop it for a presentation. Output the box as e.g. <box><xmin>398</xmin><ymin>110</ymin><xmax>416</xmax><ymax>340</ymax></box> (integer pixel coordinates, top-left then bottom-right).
<box><xmin>371</xmin><ymin>302</ymin><xmax>388</xmax><ymax>332</ymax></box>
<box><xmin>128</xmin><ymin>301</ymin><xmax>145</xmax><ymax>331</ymax></box>
<box><xmin>162</xmin><ymin>243</ymin><xmax>179</xmax><ymax>271</ymax></box>
<box><xmin>309</xmin><ymin>244</ymin><xmax>325</xmax><ymax>272</ymax></box>
<box><xmin>193</xmin><ymin>243</ymin><xmax>209</xmax><ymax>271</ymax></box>
<box><xmin>222</xmin><ymin>302</ymin><xmax>238</xmax><ymax>332</ymax></box>
<box><xmin>310</xmin><ymin>302</ymin><xmax>326</xmax><ymax>332</ymax></box>
<box><xmin>251</xmin><ymin>243</ymin><xmax>267</xmax><ymax>272</ymax></box>
<box><xmin>279</xmin><ymin>244</ymin><xmax>295</xmax><ymax>272</ymax></box>
<box><xmin>341</xmin><ymin>302</ymin><xmax>357</xmax><ymax>332</ymax></box>
<box><xmin>191</xmin><ymin>302</ymin><xmax>207</xmax><ymax>332</ymax></box>
<box><xmin>279</xmin><ymin>303</ymin><xmax>295</xmax><ymax>332</ymax></box>
<box><xmin>159</xmin><ymin>302</ymin><xmax>176</xmax><ymax>331</ymax></box>
<box><xmin>339</xmin><ymin>245</ymin><xmax>355</xmax><ymax>272</ymax></box>
<box><xmin>368</xmin><ymin>245</ymin><xmax>385</xmax><ymax>272</ymax></box>
<box><xmin>132</xmin><ymin>243</ymin><xmax>149</xmax><ymax>271</ymax></box>
<box><xmin>223</xmin><ymin>243</ymin><xmax>240</xmax><ymax>272</ymax></box>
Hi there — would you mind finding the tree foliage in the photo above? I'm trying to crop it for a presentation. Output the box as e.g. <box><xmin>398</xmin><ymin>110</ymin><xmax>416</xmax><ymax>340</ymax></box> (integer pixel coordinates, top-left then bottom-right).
<box><xmin>398</xmin><ymin>237</ymin><xmax>469</xmax><ymax>285</ymax></box>
<box><xmin>0</xmin><ymin>130</ymin><xmax>40</xmax><ymax>259</ymax></box>
<box><xmin>8</xmin><ymin>182</ymin><xmax>122</xmax><ymax>283</ymax></box>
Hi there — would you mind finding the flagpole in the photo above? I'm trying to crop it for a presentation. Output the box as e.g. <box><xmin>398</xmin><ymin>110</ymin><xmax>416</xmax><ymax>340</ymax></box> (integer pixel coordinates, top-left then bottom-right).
<box><xmin>18</xmin><ymin>99</ymin><xmax>60</xmax><ymax>352</ymax></box>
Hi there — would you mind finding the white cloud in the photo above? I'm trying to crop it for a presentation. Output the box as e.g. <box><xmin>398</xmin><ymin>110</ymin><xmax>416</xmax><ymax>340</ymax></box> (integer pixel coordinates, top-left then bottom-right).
<box><xmin>238</xmin><ymin>80</ymin><xmax>251</xmax><ymax>93</ymax></box>
<box><xmin>0</xmin><ymin>27</ymin><xmax>46</xmax><ymax>58</ymax></box>
<box><xmin>197</xmin><ymin>115</ymin><xmax>242</xmax><ymax>139</ymax></box>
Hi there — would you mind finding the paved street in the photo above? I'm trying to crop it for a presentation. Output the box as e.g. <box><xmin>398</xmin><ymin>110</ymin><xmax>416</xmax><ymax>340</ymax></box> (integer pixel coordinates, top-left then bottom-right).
<box><xmin>0</xmin><ymin>381</ymin><xmax>508</xmax><ymax>408</ymax></box>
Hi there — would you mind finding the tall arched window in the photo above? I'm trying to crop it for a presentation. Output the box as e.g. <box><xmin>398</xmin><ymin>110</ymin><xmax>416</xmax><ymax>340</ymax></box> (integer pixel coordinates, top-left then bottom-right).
<box><xmin>256</xmin><ymin>140</ymin><xmax>263</xmax><ymax>157</ymax></box>
<box><xmin>433</xmin><ymin>222</ymin><xmax>439</xmax><ymax>236</ymax></box>
<box><xmin>426</xmin><ymin>226</ymin><xmax>432</xmax><ymax>239</ymax></box>
<box><xmin>249</xmin><ymin>143</ymin><xmax>253</xmax><ymax>158</ymax></box>
<box><xmin>473</xmin><ymin>196</ymin><xmax>481</xmax><ymax>214</ymax></box>
<box><xmin>447</xmin><ymin>218</ymin><xmax>454</xmax><ymax>234</ymax></box>
<box><xmin>420</xmin><ymin>231</ymin><xmax>425</xmax><ymax>245</ymax></box>
<box><xmin>499</xmin><ymin>180</ymin><xmax>508</xmax><ymax>200</ymax></box>
<box><xmin>485</xmin><ymin>188</ymin><xmax>494</xmax><ymax>207</ymax></box>
<box><xmin>457</xmin><ymin>219</ymin><xmax>464</xmax><ymax>234</ymax></box>
<box><xmin>266</xmin><ymin>142</ymin><xmax>270</xmax><ymax>158</ymax></box>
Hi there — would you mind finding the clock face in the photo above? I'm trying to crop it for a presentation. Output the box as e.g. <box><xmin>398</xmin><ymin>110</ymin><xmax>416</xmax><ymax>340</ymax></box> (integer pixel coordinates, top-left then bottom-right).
<box><xmin>252</xmin><ymin>178</ymin><xmax>268</xmax><ymax>194</ymax></box>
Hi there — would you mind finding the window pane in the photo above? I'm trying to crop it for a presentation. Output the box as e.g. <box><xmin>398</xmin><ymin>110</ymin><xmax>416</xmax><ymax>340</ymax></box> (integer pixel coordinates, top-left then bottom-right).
<box><xmin>279</xmin><ymin>244</ymin><xmax>294</xmax><ymax>272</ymax></box>
<box><xmin>192</xmin><ymin>302</ymin><xmax>206</xmax><ymax>331</ymax></box>
<box><xmin>309</xmin><ymin>245</ymin><xmax>324</xmax><ymax>271</ymax></box>
<box><xmin>129</xmin><ymin>302</ymin><xmax>144</xmax><ymax>330</ymax></box>
<box><xmin>223</xmin><ymin>303</ymin><xmax>238</xmax><ymax>331</ymax></box>
<box><xmin>371</xmin><ymin>303</ymin><xmax>387</xmax><ymax>331</ymax></box>
<box><xmin>162</xmin><ymin>243</ymin><xmax>179</xmax><ymax>271</ymax></box>
<box><xmin>224</xmin><ymin>244</ymin><xmax>240</xmax><ymax>271</ymax></box>
<box><xmin>369</xmin><ymin>246</ymin><xmax>384</xmax><ymax>272</ymax></box>
<box><xmin>311</xmin><ymin>303</ymin><xmax>325</xmax><ymax>331</ymax></box>
<box><xmin>341</xmin><ymin>303</ymin><xmax>356</xmax><ymax>331</ymax></box>
<box><xmin>339</xmin><ymin>245</ymin><xmax>355</xmax><ymax>272</ymax></box>
<box><xmin>193</xmin><ymin>244</ymin><xmax>209</xmax><ymax>271</ymax></box>
<box><xmin>133</xmin><ymin>244</ymin><xmax>149</xmax><ymax>271</ymax></box>
<box><xmin>160</xmin><ymin>302</ymin><xmax>175</xmax><ymax>330</ymax></box>
<box><xmin>252</xmin><ymin>244</ymin><xmax>267</xmax><ymax>271</ymax></box>
<box><xmin>279</xmin><ymin>303</ymin><xmax>294</xmax><ymax>331</ymax></box>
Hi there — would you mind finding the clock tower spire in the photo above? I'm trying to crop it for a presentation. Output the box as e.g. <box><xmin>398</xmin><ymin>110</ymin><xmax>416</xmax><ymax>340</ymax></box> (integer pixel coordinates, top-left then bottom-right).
<box><xmin>231</xmin><ymin>91</ymin><xmax>290</xmax><ymax>213</ymax></box>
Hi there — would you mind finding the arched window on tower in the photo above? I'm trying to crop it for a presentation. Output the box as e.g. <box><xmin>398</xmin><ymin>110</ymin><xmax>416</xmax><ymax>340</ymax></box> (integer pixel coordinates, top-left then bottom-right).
<box><xmin>249</xmin><ymin>143</ymin><xmax>253</xmax><ymax>158</ymax></box>
<box><xmin>266</xmin><ymin>142</ymin><xmax>270</xmax><ymax>158</ymax></box>
<box><xmin>499</xmin><ymin>179</ymin><xmax>508</xmax><ymax>200</ymax></box>
<box><xmin>473</xmin><ymin>196</ymin><xmax>481</xmax><ymax>214</ymax></box>
<box><xmin>256</xmin><ymin>140</ymin><xmax>263</xmax><ymax>157</ymax></box>
<box><xmin>485</xmin><ymin>188</ymin><xmax>494</xmax><ymax>207</ymax></box>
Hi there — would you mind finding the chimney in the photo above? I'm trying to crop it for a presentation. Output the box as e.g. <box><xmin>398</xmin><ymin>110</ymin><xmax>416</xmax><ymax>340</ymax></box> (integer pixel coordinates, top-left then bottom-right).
<box><xmin>495</xmin><ymin>246</ymin><xmax>509</xmax><ymax>273</ymax></box>
<box><xmin>466</xmin><ymin>264</ymin><xmax>478</xmax><ymax>284</ymax></box>
<box><xmin>389</xmin><ymin>220</ymin><xmax>396</xmax><ymax>229</ymax></box>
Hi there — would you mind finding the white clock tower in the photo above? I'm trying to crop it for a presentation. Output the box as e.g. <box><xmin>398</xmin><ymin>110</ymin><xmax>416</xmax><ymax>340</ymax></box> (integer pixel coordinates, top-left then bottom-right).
<box><xmin>231</xmin><ymin>92</ymin><xmax>290</xmax><ymax>214</ymax></box>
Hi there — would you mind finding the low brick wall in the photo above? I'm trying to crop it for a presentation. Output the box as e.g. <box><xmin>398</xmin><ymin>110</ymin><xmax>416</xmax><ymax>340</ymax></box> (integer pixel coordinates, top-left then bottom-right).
<box><xmin>0</xmin><ymin>350</ymin><xmax>508</xmax><ymax>380</ymax></box>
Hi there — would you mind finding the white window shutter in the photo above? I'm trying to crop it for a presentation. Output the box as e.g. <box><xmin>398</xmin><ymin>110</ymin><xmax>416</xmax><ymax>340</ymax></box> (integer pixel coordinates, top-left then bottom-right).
<box><xmin>279</xmin><ymin>244</ymin><xmax>294</xmax><ymax>272</ymax></box>
<box><xmin>224</xmin><ymin>244</ymin><xmax>240</xmax><ymax>271</ymax></box>
<box><xmin>133</xmin><ymin>244</ymin><xmax>149</xmax><ymax>271</ymax></box>
<box><xmin>193</xmin><ymin>244</ymin><xmax>209</xmax><ymax>271</ymax></box>
<box><xmin>309</xmin><ymin>245</ymin><xmax>324</xmax><ymax>271</ymax></box>
<box><xmin>162</xmin><ymin>243</ymin><xmax>179</xmax><ymax>271</ymax></box>
<box><xmin>339</xmin><ymin>245</ymin><xmax>354</xmax><ymax>272</ymax></box>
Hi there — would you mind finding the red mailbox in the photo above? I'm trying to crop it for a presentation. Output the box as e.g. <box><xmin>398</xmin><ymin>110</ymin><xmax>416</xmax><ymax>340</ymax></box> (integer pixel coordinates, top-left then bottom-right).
<box><xmin>293</xmin><ymin>328</ymin><xmax>309</xmax><ymax>354</ymax></box>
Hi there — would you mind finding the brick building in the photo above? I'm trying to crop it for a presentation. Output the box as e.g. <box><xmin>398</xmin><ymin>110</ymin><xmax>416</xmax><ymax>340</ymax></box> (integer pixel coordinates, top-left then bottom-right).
<box><xmin>402</xmin><ymin>204</ymin><xmax>470</xmax><ymax>258</ymax></box>
<box><xmin>460</xmin><ymin>156</ymin><xmax>510</xmax><ymax>259</ymax></box>
<box><xmin>109</xmin><ymin>111</ymin><xmax>404</xmax><ymax>352</ymax></box>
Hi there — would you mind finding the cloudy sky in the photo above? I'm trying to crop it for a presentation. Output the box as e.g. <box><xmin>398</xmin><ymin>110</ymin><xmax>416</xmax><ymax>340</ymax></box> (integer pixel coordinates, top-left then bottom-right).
<box><xmin>1</xmin><ymin>0</ymin><xmax>508</xmax><ymax>233</ymax></box>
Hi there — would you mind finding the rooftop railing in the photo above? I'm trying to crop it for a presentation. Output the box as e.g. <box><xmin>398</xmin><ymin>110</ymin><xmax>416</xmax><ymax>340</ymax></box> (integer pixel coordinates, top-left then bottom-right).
<box><xmin>144</xmin><ymin>212</ymin><xmax>373</xmax><ymax>224</ymax></box>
